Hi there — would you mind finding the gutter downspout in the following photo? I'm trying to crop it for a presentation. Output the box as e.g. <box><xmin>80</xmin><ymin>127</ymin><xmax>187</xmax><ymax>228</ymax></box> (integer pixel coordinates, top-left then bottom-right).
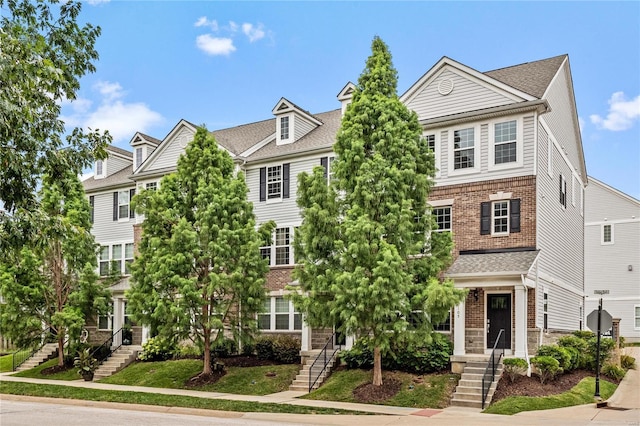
<box><xmin>521</xmin><ymin>273</ymin><xmax>531</xmax><ymax>377</ymax></box>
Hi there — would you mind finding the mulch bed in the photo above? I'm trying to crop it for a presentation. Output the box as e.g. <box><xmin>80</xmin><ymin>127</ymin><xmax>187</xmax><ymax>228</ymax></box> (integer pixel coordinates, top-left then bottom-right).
<box><xmin>353</xmin><ymin>377</ymin><xmax>402</xmax><ymax>403</ymax></box>
<box><xmin>492</xmin><ymin>369</ymin><xmax>603</xmax><ymax>403</ymax></box>
<box><xmin>40</xmin><ymin>364</ymin><xmax>73</xmax><ymax>375</ymax></box>
<box><xmin>183</xmin><ymin>355</ymin><xmax>291</xmax><ymax>387</ymax></box>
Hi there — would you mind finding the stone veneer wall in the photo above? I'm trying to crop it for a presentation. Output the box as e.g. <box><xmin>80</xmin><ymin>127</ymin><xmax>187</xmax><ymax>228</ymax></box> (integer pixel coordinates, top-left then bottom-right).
<box><xmin>430</xmin><ymin>176</ymin><xmax>537</xmax><ymax>257</ymax></box>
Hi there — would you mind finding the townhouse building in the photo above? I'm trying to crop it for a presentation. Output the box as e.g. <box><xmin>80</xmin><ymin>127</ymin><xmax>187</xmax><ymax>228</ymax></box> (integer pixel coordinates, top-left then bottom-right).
<box><xmin>83</xmin><ymin>54</ymin><xmax>588</xmax><ymax>369</ymax></box>
<box><xmin>584</xmin><ymin>177</ymin><xmax>640</xmax><ymax>342</ymax></box>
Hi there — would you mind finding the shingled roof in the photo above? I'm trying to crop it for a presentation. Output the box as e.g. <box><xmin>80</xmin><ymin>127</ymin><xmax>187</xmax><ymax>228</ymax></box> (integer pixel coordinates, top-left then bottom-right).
<box><xmin>445</xmin><ymin>250</ymin><xmax>540</xmax><ymax>277</ymax></box>
<box><xmin>83</xmin><ymin>165</ymin><xmax>133</xmax><ymax>192</ymax></box>
<box><xmin>211</xmin><ymin>118</ymin><xmax>276</xmax><ymax>156</ymax></box>
<box><xmin>107</xmin><ymin>145</ymin><xmax>133</xmax><ymax>158</ymax></box>
<box><xmin>484</xmin><ymin>55</ymin><xmax>566</xmax><ymax>99</ymax></box>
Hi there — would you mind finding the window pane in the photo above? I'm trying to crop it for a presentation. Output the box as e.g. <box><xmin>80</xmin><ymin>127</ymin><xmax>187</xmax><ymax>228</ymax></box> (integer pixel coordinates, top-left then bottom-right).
<box><xmin>262</xmin><ymin>299</ymin><xmax>271</xmax><ymax>312</ymax></box>
<box><xmin>603</xmin><ymin>225</ymin><xmax>612</xmax><ymax>243</ymax></box>
<box><xmin>125</xmin><ymin>243</ymin><xmax>134</xmax><ymax>258</ymax></box>
<box><xmin>260</xmin><ymin>248</ymin><xmax>271</xmax><ymax>262</ymax></box>
<box><xmin>493</xmin><ymin>201</ymin><xmax>509</xmax><ymax>234</ymax></box>
<box><xmin>294</xmin><ymin>313</ymin><xmax>302</xmax><ymax>330</ymax></box>
<box><xmin>454</xmin><ymin>149</ymin><xmax>474</xmax><ymax>169</ymax></box>
<box><xmin>267</xmin><ymin>166</ymin><xmax>282</xmax><ymax>199</ymax></box>
<box><xmin>425</xmin><ymin>134</ymin><xmax>435</xmax><ymax>152</ymax></box>
<box><xmin>275</xmin><ymin>247</ymin><xmax>289</xmax><ymax>265</ymax></box>
<box><xmin>281</xmin><ymin>116</ymin><xmax>289</xmax><ymax>140</ymax></box>
<box><xmin>146</xmin><ymin>182</ymin><xmax>157</xmax><ymax>191</ymax></box>
<box><xmin>258</xmin><ymin>314</ymin><xmax>270</xmax><ymax>330</ymax></box>
<box><xmin>275</xmin><ymin>314</ymin><xmax>289</xmax><ymax>330</ymax></box>
<box><xmin>275</xmin><ymin>228</ymin><xmax>289</xmax><ymax>246</ymax></box>
<box><xmin>495</xmin><ymin>142</ymin><xmax>517</xmax><ymax>164</ymax></box>
<box><xmin>275</xmin><ymin>297</ymin><xmax>288</xmax><ymax>313</ymax></box>
<box><xmin>100</xmin><ymin>246</ymin><xmax>110</xmax><ymax>260</ymax></box>
<box><xmin>495</xmin><ymin>121</ymin><xmax>516</xmax><ymax>143</ymax></box>
<box><xmin>112</xmin><ymin>245</ymin><xmax>122</xmax><ymax>260</ymax></box>
<box><xmin>454</xmin><ymin>128</ymin><xmax>474</xmax><ymax>149</ymax></box>
<box><xmin>98</xmin><ymin>315</ymin><xmax>110</xmax><ymax>330</ymax></box>
<box><xmin>433</xmin><ymin>207</ymin><xmax>451</xmax><ymax>231</ymax></box>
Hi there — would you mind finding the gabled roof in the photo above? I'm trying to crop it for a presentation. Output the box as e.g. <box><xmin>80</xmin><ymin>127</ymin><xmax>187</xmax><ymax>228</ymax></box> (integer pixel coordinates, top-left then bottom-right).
<box><xmin>130</xmin><ymin>132</ymin><xmax>162</xmax><ymax>147</ymax></box>
<box><xmin>106</xmin><ymin>145</ymin><xmax>133</xmax><ymax>159</ymax></box>
<box><xmin>445</xmin><ymin>250</ymin><xmax>540</xmax><ymax>278</ymax></box>
<box><xmin>337</xmin><ymin>82</ymin><xmax>356</xmax><ymax>101</ymax></box>
<box><xmin>211</xmin><ymin>118</ymin><xmax>276</xmax><ymax>156</ymax></box>
<box><xmin>271</xmin><ymin>97</ymin><xmax>323</xmax><ymax>126</ymax></box>
<box><xmin>83</xmin><ymin>165</ymin><xmax>134</xmax><ymax>192</ymax></box>
<box><xmin>484</xmin><ymin>55</ymin><xmax>567</xmax><ymax>99</ymax></box>
<box><xmin>245</xmin><ymin>109</ymin><xmax>341</xmax><ymax>163</ymax></box>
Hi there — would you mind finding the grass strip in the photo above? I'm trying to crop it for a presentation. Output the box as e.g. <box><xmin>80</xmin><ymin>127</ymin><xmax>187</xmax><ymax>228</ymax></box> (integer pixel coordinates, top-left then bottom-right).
<box><xmin>11</xmin><ymin>358</ymin><xmax>79</xmax><ymax>380</ymax></box>
<box><xmin>0</xmin><ymin>381</ymin><xmax>369</xmax><ymax>415</ymax></box>
<box><xmin>483</xmin><ymin>377</ymin><xmax>617</xmax><ymax>415</ymax></box>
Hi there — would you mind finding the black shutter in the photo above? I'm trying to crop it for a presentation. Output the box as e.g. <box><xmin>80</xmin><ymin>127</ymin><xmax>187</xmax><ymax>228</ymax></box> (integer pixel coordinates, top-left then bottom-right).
<box><xmin>259</xmin><ymin>167</ymin><xmax>266</xmax><ymax>201</ymax></box>
<box><xmin>510</xmin><ymin>199</ymin><xmax>521</xmax><ymax>233</ymax></box>
<box><xmin>129</xmin><ymin>188</ymin><xmax>136</xmax><ymax>218</ymax></box>
<box><xmin>89</xmin><ymin>196</ymin><xmax>94</xmax><ymax>224</ymax></box>
<box><xmin>283</xmin><ymin>163</ymin><xmax>290</xmax><ymax>199</ymax></box>
<box><xmin>113</xmin><ymin>192</ymin><xmax>118</xmax><ymax>221</ymax></box>
<box><xmin>480</xmin><ymin>202</ymin><xmax>491</xmax><ymax>235</ymax></box>
<box><xmin>320</xmin><ymin>157</ymin><xmax>328</xmax><ymax>179</ymax></box>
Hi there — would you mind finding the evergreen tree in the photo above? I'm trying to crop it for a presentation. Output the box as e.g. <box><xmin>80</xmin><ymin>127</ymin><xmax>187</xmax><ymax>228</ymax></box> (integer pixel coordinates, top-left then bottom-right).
<box><xmin>127</xmin><ymin>127</ymin><xmax>273</xmax><ymax>376</ymax></box>
<box><xmin>292</xmin><ymin>37</ymin><xmax>466</xmax><ymax>386</ymax></box>
<box><xmin>0</xmin><ymin>163</ymin><xmax>110</xmax><ymax>366</ymax></box>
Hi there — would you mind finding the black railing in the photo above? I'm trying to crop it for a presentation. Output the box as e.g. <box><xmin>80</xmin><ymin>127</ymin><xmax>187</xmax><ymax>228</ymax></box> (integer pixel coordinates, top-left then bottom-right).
<box><xmin>481</xmin><ymin>328</ymin><xmax>505</xmax><ymax>409</ymax></box>
<box><xmin>308</xmin><ymin>332</ymin><xmax>342</xmax><ymax>392</ymax></box>
<box><xmin>11</xmin><ymin>333</ymin><xmax>62</xmax><ymax>371</ymax></box>
<box><xmin>91</xmin><ymin>327</ymin><xmax>129</xmax><ymax>363</ymax></box>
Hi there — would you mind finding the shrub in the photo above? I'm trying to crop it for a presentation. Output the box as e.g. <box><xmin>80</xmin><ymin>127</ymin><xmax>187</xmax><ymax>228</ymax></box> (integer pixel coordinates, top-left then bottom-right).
<box><xmin>620</xmin><ymin>354</ymin><xmax>636</xmax><ymax>370</ymax></box>
<box><xmin>601</xmin><ymin>363</ymin><xmax>626</xmax><ymax>381</ymax></box>
<box><xmin>272</xmin><ymin>335</ymin><xmax>301</xmax><ymax>364</ymax></box>
<box><xmin>562</xmin><ymin>346</ymin><xmax>581</xmax><ymax>371</ymax></box>
<box><xmin>210</xmin><ymin>337</ymin><xmax>237</xmax><ymax>359</ymax></box>
<box><xmin>558</xmin><ymin>335</ymin><xmax>589</xmax><ymax>369</ymax></box>
<box><xmin>242</xmin><ymin>342</ymin><xmax>256</xmax><ymax>356</ymax></box>
<box><xmin>585</xmin><ymin>337</ymin><xmax>616</xmax><ymax>371</ymax></box>
<box><xmin>537</xmin><ymin>344</ymin><xmax>572</xmax><ymax>371</ymax></box>
<box><xmin>255</xmin><ymin>336</ymin><xmax>274</xmax><ymax>360</ymax></box>
<box><xmin>340</xmin><ymin>344</ymin><xmax>373</xmax><ymax>369</ymax></box>
<box><xmin>503</xmin><ymin>358</ymin><xmax>528</xmax><ymax>383</ymax></box>
<box><xmin>531</xmin><ymin>355</ymin><xmax>562</xmax><ymax>384</ymax></box>
<box><xmin>177</xmin><ymin>343</ymin><xmax>202</xmax><ymax>359</ymax></box>
<box><xmin>139</xmin><ymin>336</ymin><xmax>176</xmax><ymax>361</ymax></box>
<box><xmin>572</xmin><ymin>330</ymin><xmax>595</xmax><ymax>340</ymax></box>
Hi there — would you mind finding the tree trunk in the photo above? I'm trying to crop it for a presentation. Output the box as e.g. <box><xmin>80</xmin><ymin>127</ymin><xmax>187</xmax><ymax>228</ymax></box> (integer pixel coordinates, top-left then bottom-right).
<box><xmin>57</xmin><ymin>332</ymin><xmax>65</xmax><ymax>367</ymax></box>
<box><xmin>373</xmin><ymin>346</ymin><xmax>383</xmax><ymax>386</ymax></box>
<box><xmin>202</xmin><ymin>328</ymin><xmax>212</xmax><ymax>375</ymax></box>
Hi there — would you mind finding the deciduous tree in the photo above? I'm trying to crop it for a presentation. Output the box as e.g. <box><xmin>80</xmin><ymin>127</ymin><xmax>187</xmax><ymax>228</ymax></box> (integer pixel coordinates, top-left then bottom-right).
<box><xmin>291</xmin><ymin>36</ymin><xmax>466</xmax><ymax>386</ymax></box>
<box><xmin>127</xmin><ymin>127</ymin><xmax>273</xmax><ymax>377</ymax></box>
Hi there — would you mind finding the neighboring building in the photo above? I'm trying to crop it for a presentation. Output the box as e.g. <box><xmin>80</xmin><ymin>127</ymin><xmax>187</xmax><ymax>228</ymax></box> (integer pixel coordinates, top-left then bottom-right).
<box><xmin>584</xmin><ymin>177</ymin><xmax>640</xmax><ymax>342</ymax></box>
<box><xmin>83</xmin><ymin>54</ymin><xmax>588</xmax><ymax>368</ymax></box>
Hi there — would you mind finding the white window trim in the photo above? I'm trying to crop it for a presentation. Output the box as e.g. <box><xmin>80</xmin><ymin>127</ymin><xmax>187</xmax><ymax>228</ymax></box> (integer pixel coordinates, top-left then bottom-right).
<box><xmin>276</xmin><ymin>114</ymin><xmax>293</xmax><ymax>145</ymax></box>
<box><xmin>491</xmin><ymin>200</ymin><xmax>510</xmax><ymax>236</ymax></box>
<box><xmin>424</xmin><ymin>131</ymin><xmax>441</xmax><ymax>178</ymax></box>
<box><xmin>117</xmin><ymin>190</ymin><xmax>131</xmax><ymax>221</ymax></box>
<box><xmin>266</xmin><ymin>164</ymin><xmax>283</xmax><ymax>204</ymax></box>
<box><xmin>634</xmin><ymin>305</ymin><xmax>640</xmax><ymax>330</ymax></box>
<box><xmin>601</xmin><ymin>223</ymin><xmax>614</xmax><ymax>245</ymax></box>
<box><xmin>258</xmin><ymin>296</ymin><xmax>301</xmax><ymax>332</ymax></box>
<box><xmin>488</xmin><ymin>117</ymin><xmax>523</xmax><ymax>171</ymax></box>
<box><xmin>448</xmin><ymin>124</ymin><xmax>481</xmax><ymax>176</ymax></box>
<box><xmin>145</xmin><ymin>181</ymin><xmax>158</xmax><ymax>191</ymax></box>
<box><xmin>432</xmin><ymin>205</ymin><xmax>452</xmax><ymax>233</ymax></box>
<box><xmin>95</xmin><ymin>159</ymin><xmax>106</xmax><ymax>179</ymax></box>
<box><xmin>261</xmin><ymin>225</ymin><xmax>296</xmax><ymax>267</ymax></box>
<box><xmin>134</xmin><ymin>146</ymin><xmax>144</xmax><ymax>170</ymax></box>
<box><xmin>326</xmin><ymin>156</ymin><xmax>336</xmax><ymax>185</ymax></box>
<box><xmin>98</xmin><ymin>242</ymin><xmax>135</xmax><ymax>277</ymax></box>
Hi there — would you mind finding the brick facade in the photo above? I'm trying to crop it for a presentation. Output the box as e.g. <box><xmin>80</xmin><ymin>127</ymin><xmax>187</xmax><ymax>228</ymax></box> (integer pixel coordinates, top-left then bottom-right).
<box><xmin>430</xmin><ymin>176</ymin><xmax>537</xmax><ymax>257</ymax></box>
<box><xmin>265</xmin><ymin>267</ymin><xmax>295</xmax><ymax>292</ymax></box>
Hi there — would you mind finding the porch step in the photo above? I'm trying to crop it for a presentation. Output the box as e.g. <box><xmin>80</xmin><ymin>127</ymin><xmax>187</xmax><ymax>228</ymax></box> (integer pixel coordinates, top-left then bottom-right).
<box><xmin>450</xmin><ymin>360</ymin><xmax>503</xmax><ymax>409</ymax></box>
<box><xmin>15</xmin><ymin>343</ymin><xmax>59</xmax><ymax>372</ymax></box>
<box><xmin>93</xmin><ymin>346</ymin><xmax>141</xmax><ymax>380</ymax></box>
<box><xmin>289</xmin><ymin>349</ymin><xmax>339</xmax><ymax>392</ymax></box>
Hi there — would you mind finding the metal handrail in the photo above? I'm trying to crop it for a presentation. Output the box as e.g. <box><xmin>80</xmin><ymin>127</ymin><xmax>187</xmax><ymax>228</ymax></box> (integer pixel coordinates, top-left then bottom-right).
<box><xmin>11</xmin><ymin>333</ymin><xmax>61</xmax><ymax>371</ymax></box>
<box><xmin>308</xmin><ymin>332</ymin><xmax>342</xmax><ymax>392</ymax></box>
<box><xmin>481</xmin><ymin>328</ymin><xmax>505</xmax><ymax>409</ymax></box>
<box><xmin>91</xmin><ymin>327</ymin><xmax>128</xmax><ymax>363</ymax></box>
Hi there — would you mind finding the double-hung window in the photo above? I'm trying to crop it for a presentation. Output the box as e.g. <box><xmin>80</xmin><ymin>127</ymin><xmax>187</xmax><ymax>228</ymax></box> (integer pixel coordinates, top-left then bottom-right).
<box><xmin>492</xmin><ymin>201</ymin><xmax>509</xmax><ymax>235</ymax></box>
<box><xmin>145</xmin><ymin>182</ymin><xmax>157</xmax><ymax>191</ymax></box>
<box><xmin>259</xmin><ymin>164</ymin><xmax>290</xmax><ymax>202</ymax></box>
<box><xmin>280</xmin><ymin>116</ymin><xmax>289</xmax><ymax>141</ymax></box>
<box><xmin>480</xmin><ymin>199</ymin><xmax>521</xmax><ymax>236</ymax></box>
<box><xmin>95</xmin><ymin>159</ymin><xmax>105</xmax><ymax>178</ymax></box>
<box><xmin>275</xmin><ymin>228</ymin><xmax>291</xmax><ymax>265</ymax></box>
<box><xmin>432</xmin><ymin>206</ymin><xmax>452</xmax><ymax>232</ymax></box>
<box><xmin>135</xmin><ymin>147</ymin><xmax>143</xmax><ymax>169</ymax></box>
<box><xmin>99</xmin><ymin>243</ymin><xmax>135</xmax><ymax>276</ymax></box>
<box><xmin>99</xmin><ymin>246</ymin><xmax>110</xmax><ymax>276</ymax></box>
<box><xmin>258</xmin><ymin>297</ymin><xmax>302</xmax><ymax>331</ymax></box>
<box><xmin>320</xmin><ymin>156</ymin><xmax>336</xmax><ymax>184</ymax></box>
<box><xmin>124</xmin><ymin>243</ymin><xmax>134</xmax><ymax>274</ymax></box>
<box><xmin>267</xmin><ymin>166</ymin><xmax>282</xmax><ymax>199</ymax></box>
<box><xmin>493</xmin><ymin>120</ymin><xmax>517</xmax><ymax>165</ymax></box>
<box><xmin>98</xmin><ymin>302</ymin><xmax>113</xmax><ymax>330</ymax></box>
<box><xmin>113</xmin><ymin>189</ymin><xmax>135</xmax><ymax>221</ymax></box>
<box><xmin>453</xmin><ymin>127</ymin><xmax>475</xmax><ymax>170</ymax></box>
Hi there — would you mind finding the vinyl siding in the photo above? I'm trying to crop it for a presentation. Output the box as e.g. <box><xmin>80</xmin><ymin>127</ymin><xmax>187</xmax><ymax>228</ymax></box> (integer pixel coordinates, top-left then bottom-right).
<box><xmin>145</xmin><ymin>127</ymin><xmax>195</xmax><ymax>171</ymax></box>
<box><xmin>536</xmin><ymin>123</ymin><xmax>584</xmax><ymax>294</ymax></box>
<box><xmin>585</xmin><ymin>181</ymin><xmax>640</xmax><ymax>221</ymax></box>
<box><xmin>107</xmin><ymin>156</ymin><xmax>131</xmax><ymax>177</ymax></box>
<box><xmin>90</xmin><ymin>189</ymin><xmax>136</xmax><ymax>243</ymax></box>
<box><xmin>406</xmin><ymin>68</ymin><xmax>517</xmax><ymax>120</ymax></box>
<box><xmin>585</xmin><ymin>299</ymin><xmax>640</xmax><ymax>339</ymax></box>
<box><xmin>294</xmin><ymin>114</ymin><xmax>316</xmax><ymax>141</ymax></box>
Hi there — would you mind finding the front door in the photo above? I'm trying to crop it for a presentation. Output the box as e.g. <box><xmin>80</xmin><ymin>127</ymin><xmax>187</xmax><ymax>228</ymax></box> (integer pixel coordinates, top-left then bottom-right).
<box><xmin>487</xmin><ymin>293</ymin><xmax>511</xmax><ymax>349</ymax></box>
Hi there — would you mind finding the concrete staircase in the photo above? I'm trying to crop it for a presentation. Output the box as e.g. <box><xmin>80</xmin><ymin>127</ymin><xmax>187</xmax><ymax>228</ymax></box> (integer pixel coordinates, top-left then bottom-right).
<box><xmin>15</xmin><ymin>343</ymin><xmax>59</xmax><ymax>372</ymax></box>
<box><xmin>450</xmin><ymin>360</ymin><xmax>503</xmax><ymax>409</ymax></box>
<box><xmin>289</xmin><ymin>349</ymin><xmax>339</xmax><ymax>392</ymax></box>
<box><xmin>93</xmin><ymin>345</ymin><xmax>141</xmax><ymax>380</ymax></box>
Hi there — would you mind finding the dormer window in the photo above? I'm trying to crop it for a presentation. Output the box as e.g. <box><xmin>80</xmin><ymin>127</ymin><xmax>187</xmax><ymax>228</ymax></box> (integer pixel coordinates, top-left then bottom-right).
<box><xmin>135</xmin><ymin>147</ymin><xmax>143</xmax><ymax>169</ymax></box>
<box><xmin>95</xmin><ymin>159</ymin><xmax>105</xmax><ymax>179</ymax></box>
<box><xmin>280</xmin><ymin>116</ymin><xmax>289</xmax><ymax>141</ymax></box>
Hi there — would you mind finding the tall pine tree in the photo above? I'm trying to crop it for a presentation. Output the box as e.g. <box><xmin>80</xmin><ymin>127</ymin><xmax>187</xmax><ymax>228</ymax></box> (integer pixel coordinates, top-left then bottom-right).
<box><xmin>127</xmin><ymin>127</ymin><xmax>273</xmax><ymax>376</ymax></box>
<box><xmin>292</xmin><ymin>37</ymin><xmax>466</xmax><ymax>386</ymax></box>
<box><xmin>0</xmin><ymin>162</ymin><xmax>110</xmax><ymax>366</ymax></box>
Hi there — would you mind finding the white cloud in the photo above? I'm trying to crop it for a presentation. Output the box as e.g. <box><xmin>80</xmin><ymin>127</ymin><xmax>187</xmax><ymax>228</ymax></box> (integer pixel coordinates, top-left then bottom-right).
<box><xmin>61</xmin><ymin>81</ymin><xmax>163</xmax><ymax>143</ymax></box>
<box><xmin>196</xmin><ymin>34</ymin><xmax>236</xmax><ymax>56</ymax></box>
<box><xmin>590</xmin><ymin>92</ymin><xmax>640</xmax><ymax>131</ymax></box>
<box><xmin>194</xmin><ymin>16</ymin><xmax>218</xmax><ymax>31</ymax></box>
<box><xmin>242</xmin><ymin>23</ymin><xmax>265</xmax><ymax>42</ymax></box>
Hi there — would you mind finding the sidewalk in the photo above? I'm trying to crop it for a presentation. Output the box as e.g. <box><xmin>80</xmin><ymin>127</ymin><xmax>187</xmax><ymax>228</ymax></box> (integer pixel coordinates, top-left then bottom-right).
<box><xmin>2</xmin><ymin>348</ymin><xmax>639</xmax><ymax>425</ymax></box>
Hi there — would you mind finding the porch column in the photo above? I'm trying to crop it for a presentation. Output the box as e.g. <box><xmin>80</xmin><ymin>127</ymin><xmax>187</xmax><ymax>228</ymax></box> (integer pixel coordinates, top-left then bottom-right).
<box><xmin>112</xmin><ymin>297</ymin><xmax>123</xmax><ymax>347</ymax></box>
<box><xmin>515</xmin><ymin>286</ymin><xmax>527</xmax><ymax>357</ymax></box>
<box><xmin>345</xmin><ymin>334</ymin><xmax>354</xmax><ymax>350</ymax></box>
<box><xmin>141</xmin><ymin>325</ymin><xmax>150</xmax><ymax>345</ymax></box>
<box><xmin>453</xmin><ymin>300</ymin><xmax>466</xmax><ymax>356</ymax></box>
<box><xmin>301</xmin><ymin>315</ymin><xmax>310</xmax><ymax>351</ymax></box>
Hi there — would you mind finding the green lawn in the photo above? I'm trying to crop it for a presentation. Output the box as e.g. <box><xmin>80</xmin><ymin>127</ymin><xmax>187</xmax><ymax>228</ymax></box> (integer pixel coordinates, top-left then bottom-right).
<box><xmin>0</xmin><ymin>381</ymin><xmax>367</xmax><ymax>415</ymax></box>
<box><xmin>484</xmin><ymin>377</ymin><xmax>617</xmax><ymax>415</ymax></box>
<box><xmin>99</xmin><ymin>359</ymin><xmax>300</xmax><ymax>395</ymax></box>
<box><xmin>0</xmin><ymin>350</ymin><xmax>33</xmax><ymax>373</ymax></box>
<box><xmin>11</xmin><ymin>358</ymin><xmax>80</xmax><ymax>380</ymax></box>
<box><xmin>303</xmin><ymin>368</ymin><xmax>460</xmax><ymax>409</ymax></box>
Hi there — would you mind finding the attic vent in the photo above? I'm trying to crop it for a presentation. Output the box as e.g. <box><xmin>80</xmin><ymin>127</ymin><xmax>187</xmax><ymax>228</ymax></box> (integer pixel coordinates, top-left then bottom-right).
<box><xmin>277</xmin><ymin>103</ymin><xmax>289</xmax><ymax>111</ymax></box>
<box><xmin>438</xmin><ymin>79</ymin><xmax>454</xmax><ymax>96</ymax></box>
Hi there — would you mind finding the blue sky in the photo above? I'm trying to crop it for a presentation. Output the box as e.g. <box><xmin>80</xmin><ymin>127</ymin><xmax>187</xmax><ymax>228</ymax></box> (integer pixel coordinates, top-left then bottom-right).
<box><xmin>66</xmin><ymin>1</ymin><xmax>640</xmax><ymax>198</ymax></box>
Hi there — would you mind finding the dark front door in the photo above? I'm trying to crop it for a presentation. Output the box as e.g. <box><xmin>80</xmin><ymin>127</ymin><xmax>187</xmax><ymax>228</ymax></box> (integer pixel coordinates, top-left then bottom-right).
<box><xmin>487</xmin><ymin>293</ymin><xmax>511</xmax><ymax>349</ymax></box>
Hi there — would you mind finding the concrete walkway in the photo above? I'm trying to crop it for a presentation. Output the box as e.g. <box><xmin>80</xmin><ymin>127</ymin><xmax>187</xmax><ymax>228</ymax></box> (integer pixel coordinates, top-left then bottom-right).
<box><xmin>2</xmin><ymin>348</ymin><xmax>639</xmax><ymax>425</ymax></box>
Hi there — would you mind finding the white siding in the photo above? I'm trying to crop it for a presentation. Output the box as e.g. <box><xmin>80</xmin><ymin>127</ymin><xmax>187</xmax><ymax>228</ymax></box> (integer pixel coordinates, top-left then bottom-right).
<box><xmin>145</xmin><ymin>127</ymin><xmax>194</xmax><ymax>171</ymax></box>
<box><xmin>406</xmin><ymin>68</ymin><xmax>517</xmax><ymax>120</ymax></box>
<box><xmin>536</xmin><ymin>124</ymin><xmax>584</xmax><ymax>295</ymax></box>
<box><xmin>294</xmin><ymin>114</ymin><xmax>316</xmax><ymax>142</ymax></box>
<box><xmin>107</xmin><ymin>155</ymin><xmax>131</xmax><ymax>176</ymax></box>
<box><xmin>90</xmin><ymin>189</ymin><xmax>135</xmax><ymax>243</ymax></box>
